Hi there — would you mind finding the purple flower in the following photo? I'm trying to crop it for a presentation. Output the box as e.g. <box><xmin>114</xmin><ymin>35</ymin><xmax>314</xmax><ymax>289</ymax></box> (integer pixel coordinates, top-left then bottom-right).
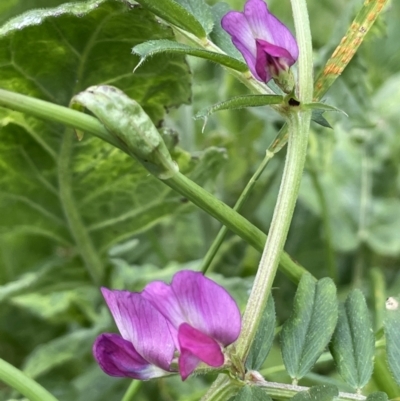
<box><xmin>93</xmin><ymin>270</ymin><xmax>241</xmax><ymax>381</ymax></box>
<box><xmin>221</xmin><ymin>0</ymin><xmax>298</xmax><ymax>85</ymax></box>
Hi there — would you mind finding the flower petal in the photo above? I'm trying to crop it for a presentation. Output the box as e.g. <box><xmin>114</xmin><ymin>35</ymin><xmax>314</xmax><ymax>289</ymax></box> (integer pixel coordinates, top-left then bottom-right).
<box><xmin>255</xmin><ymin>39</ymin><xmax>295</xmax><ymax>81</ymax></box>
<box><xmin>178</xmin><ymin>323</ymin><xmax>224</xmax><ymax>380</ymax></box>
<box><xmin>143</xmin><ymin>272</ymin><xmax>241</xmax><ymax>348</ymax></box>
<box><xmin>244</xmin><ymin>0</ymin><xmax>298</xmax><ymax>61</ymax></box>
<box><xmin>221</xmin><ymin>11</ymin><xmax>260</xmax><ymax>80</ymax></box>
<box><xmin>93</xmin><ymin>333</ymin><xmax>169</xmax><ymax>380</ymax></box>
<box><xmin>101</xmin><ymin>288</ymin><xmax>176</xmax><ymax>371</ymax></box>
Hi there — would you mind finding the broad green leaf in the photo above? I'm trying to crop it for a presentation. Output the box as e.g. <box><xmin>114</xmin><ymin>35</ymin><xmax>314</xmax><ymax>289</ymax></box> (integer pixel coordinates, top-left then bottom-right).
<box><xmin>246</xmin><ymin>295</ymin><xmax>276</xmax><ymax>370</ymax></box>
<box><xmin>132</xmin><ymin>40</ymin><xmax>247</xmax><ymax>74</ymax></box>
<box><xmin>329</xmin><ymin>289</ymin><xmax>374</xmax><ymax>390</ymax></box>
<box><xmin>0</xmin><ymin>0</ymin><xmax>69</xmax><ymax>26</ymax></box>
<box><xmin>209</xmin><ymin>3</ymin><xmax>243</xmax><ymax>60</ymax></box>
<box><xmin>384</xmin><ymin>296</ymin><xmax>400</xmax><ymax>386</ymax></box>
<box><xmin>281</xmin><ymin>273</ymin><xmax>338</xmax><ymax>381</ymax></box>
<box><xmin>0</xmin><ymin>0</ymin><xmax>192</xmax><ymax>282</ymax></box>
<box><xmin>128</xmin><ymin>0</ymin><xmax>206</xmax><ymax>38</ymax></box>
<box><xmin>366</xmin><ymin>392</ymin><xmax>389</xmax><ymax>401</ymax></box>
<box><xmin>229</xmin><ymin>386</ymin><xmax>272</xmax><ymax>401</ymax></box>
<box><xmin>291</xmin><ymin>385</ymin><xmax>338</xmax><ymax>401</ymax></box>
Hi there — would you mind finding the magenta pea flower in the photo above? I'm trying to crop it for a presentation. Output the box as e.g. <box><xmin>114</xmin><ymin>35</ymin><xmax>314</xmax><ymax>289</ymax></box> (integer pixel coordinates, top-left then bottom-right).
<box><xmin>93</xmin><ymin>270</ymin><xmax>241</xmax><ymax>381</ymax></box>
<box><xmin>221</xmin><ymin>0</ymin><xmax>298</xmax><ymax>91</ymax></box>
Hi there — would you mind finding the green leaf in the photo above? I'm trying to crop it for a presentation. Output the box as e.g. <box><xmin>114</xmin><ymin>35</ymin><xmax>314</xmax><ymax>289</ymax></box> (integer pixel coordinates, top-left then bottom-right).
<box><xmin>329</xmin><ymin>289</ymin><xmax>374</xmax><ymax>390</ymax></box>
<box><xmin>291</xmin><ymin>385</ymin><xmax>338</xmax><ymax>401</ymax></box>
<box><xmin>281</xmin><ymin>273</ymin><xmax>338</xmax><ymax>381</ymax></box>
<box><xmin>23</xmin><ymin>326</ymin><xmax>103</xmax><ymax>378</ymax></box>
<box><xmin>209</xmin><ymin>3</ymin><xmax>243</xmax><ymax>60</ymax></box>
<box><xmin>384</xmin><ymin>296</ymin><xmax>400</xmax><ymax>386</ymax></box>
<box><xmin>311</xmin><ymin>110</ymin><xmax>332</xmax><ymax>129</ymax></box>
<box><xmin>305</xmin><ymin>102</ymin><xmax>347</xmax><ymax>129</ymax></box>
<box><xmin>71</xmin><ymin>85</ymin><xmax>178</xmax><ymax>179</ymax></box>
<box><xmin>229</xmin><ymin>386</ymin><xmax>272</xmax><ymax>401</ymax></box>
<box><xmin>132</xmin><ymin>40</ymin><xmax>247</xmax><ymax>74</ymax></box>
<box><xmin>246</xmin><ymin>295</ymin><xmax>276</xmax><ymax>370</ymax></box>
<box><xmin>366</xmin><ymin>392</ymin><xmax>389</xmax><ymax>401</ymax></box>
<box><xmin>0</xmin><ymin>0</ymin><xmax>192</xmax><ymax>281</ymax></box>
<box><xmin>174</xmin><ymin>0</ymin><xmax>214</xmax><ymax>34</ymax></box>
<box><xmin>128</xmin><ymin>0</ymin><xmax>207</xmax><ymax>38</ymax></box>
<box><xmin>303</xmin><ymin>102</ymin><xmax>348</xmax><ymax>116</ymax></box>
<box><xmin>195</xmin><ymin>95</ymin><xmax>283</xmax><ymax>130</ymax></box>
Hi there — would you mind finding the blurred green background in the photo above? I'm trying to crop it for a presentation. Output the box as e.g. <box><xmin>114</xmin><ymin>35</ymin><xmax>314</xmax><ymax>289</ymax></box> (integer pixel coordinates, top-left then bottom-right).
<box><xmin>0</xmin><ymin>0</ymin><xmax>399</xmax><ymax>399</ymax></box>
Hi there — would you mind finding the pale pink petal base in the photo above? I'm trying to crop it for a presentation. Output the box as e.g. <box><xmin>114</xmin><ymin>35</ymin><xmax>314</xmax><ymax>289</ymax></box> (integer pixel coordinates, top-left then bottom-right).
<box><xmin>178</xmin><ymin>323</ymin><xmax>224</xmax><ymax>380</ymax></box>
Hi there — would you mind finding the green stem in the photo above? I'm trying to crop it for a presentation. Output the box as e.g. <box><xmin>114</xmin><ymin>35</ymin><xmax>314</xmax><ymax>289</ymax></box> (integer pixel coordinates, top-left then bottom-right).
<box><xmin>0</xmin><ymin>88</ymin><xmax>308</xmax><ymax>283</ymax></box>
<box><xmin>200</xmin><ymin>150</ymin><xmax>274</xmax><ymax>274</ymax></box>
<box><xmin>234</xmin><ymin>0</ymin><xmax>313</xmax><ymax>362</ymax></box>
<box><xmin>254</xmin><ymin>380</ymin><xmax>367</xmax><ymax>401</ymax></box>
<box><xmin>200</xmin><ymin>375</ymin><xmax>239</xmax><ymax>401</ymax></box>
<box><xmin>235</xmin><ymin>111</ymin><xmax>311</xmax><ymax>361</ymax></box>
<box><xmin>0</xmin><ymin>358</ymin><xmax>59</xmax><ymax>401</ymax></box>
<box><xmin>121</xmin><ymin>381</ymin><xmax>141</xmax><ymax>401</ymax></box>
<box><xmin>308</xmin><ymin>166</ymin><xmax>336</xmax><ymax>280</ymax></box>
<box><xmin>165</xmin><ymin>171</ymin><xmax>306</xmax><ymax>283</ymax></box>
<box><xmin>58</xmin><ymin>130</ymin><xmax>104</xmax><ymax>284</ymax></box>
<box><xmin>0</xmin><ymin>89</ymin><xmax>121</xmax><ymax>150</ymax></box>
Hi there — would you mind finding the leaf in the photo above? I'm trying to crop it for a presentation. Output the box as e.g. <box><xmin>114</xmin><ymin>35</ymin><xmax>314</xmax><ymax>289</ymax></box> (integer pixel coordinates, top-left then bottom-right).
<box><xmin>281</xmin><ymin>273</ymin><xmax>338</xmax><ymax>381</ymax></box>
<box><xmin>307</xmin><ymin>102</ymin><xmax>347</xmax><ymax>129</ymax></box>
<box><xmin>366</xmin><ymin>392</ymin><xmax>389</xmax><ymax>401</ymax></box>
<box><xmin>195</xmin><ymin>95</ymin><xmax>283</xmax><ymax>131</ymax></box>
<box><xmin>128</xmin><ymin>0</ymin><xmax>207</xmax><ymax>38</ymax></box>
<box><xmin>174</xmin><ymin>0</ymin><xmax>214</xmax><ymax>34</ymax></box>
<box><xmin>384</xmin><ymin>296</ymin><xmax>400</xmax><ymax>386</ymax></box>
<box><xmin>71</xmin><ymin>85</ymin><xmax>178</xmax><ymax>179</ymax></box>
<box><xmin>291</xmin><ymin>385</ymin><xmax>338</xmax><ymax>401</ymax></box>
<box><xmin>0</xmin><ymin>0</ymin><xmax>193</xmax><ymax>280</ymax></box>
<box><xmin>311</xmin><ymin>110</ymin><xmax>332</xmax><ymax>129</ymax></box>
<box><xmin>229</xmin><ymin>386</ymin><xmax>272</xmax><ymax>401</ymax></box>
<box><xmin>246</xmin><ymin>295</ymin><xmax>276</xmax><ymax>370</ymax></box>
<box><xmin>209</xmin><ymin>2</ymin><xmax>243</xmax><ymax>60</ymax></box>
<box><xmin>132</xmin><ymin>40</ymin><xmax>247</xmax><ymax>74</ymax></box>
<box><xmin>329</xmin><ymin>289</ymin><xmax>375</xmax><ymax>390</ymax></box>
<box><xmin>23</xmin><ymin>324</ymin><xmax>105</xmax><ymax>378</ymax></box>
<box><xmin>0</xmin><ymin>0</ymin><xmax>68</xmax><ymax>26</ymax></box>
<box><xmin>303</xmin><ymin>102</ymin><xmax>348</xmax><ymax>116</ymax></box>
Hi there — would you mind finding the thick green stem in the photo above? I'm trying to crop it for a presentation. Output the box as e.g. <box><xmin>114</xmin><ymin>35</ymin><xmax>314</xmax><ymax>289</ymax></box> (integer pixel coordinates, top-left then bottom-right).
<box><xmin>235</xmin><ymin>111</ymin><xmax>311</xmax><ymax>361</ymax></box>
<box><xmin>0</xmin><ymin>358</ymin><xmax>59</xmax><ymax>401</ymax></box>
<box><xmin>200</xmin><ymin>375</ymin><xmax>239</xmax><ymax>401</ymax></box>
<box><xmin>200</xmin><ymin>150</ymin><xmax>274</xmax><ymax>273</ymax></box>
<box><xmin>234</xmin><ymin>0</ymin><xmax>314</xmax><ymax>362</ymax></box>
<box><xmin>58</xmin><ymin>130</ymin><xmax>104</xmax><ymax>284</ymax></box>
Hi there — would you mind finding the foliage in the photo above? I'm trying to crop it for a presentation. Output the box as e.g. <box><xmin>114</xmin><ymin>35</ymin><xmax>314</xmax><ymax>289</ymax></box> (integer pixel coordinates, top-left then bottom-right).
<box><xmin>0</xmin><ymin>0</ymin><xmax>399</xmax><ymax>400</ymax></box>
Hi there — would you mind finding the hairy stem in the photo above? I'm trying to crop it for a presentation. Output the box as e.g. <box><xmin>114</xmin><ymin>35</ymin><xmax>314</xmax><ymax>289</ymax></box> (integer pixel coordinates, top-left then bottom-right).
<box><xmin>235</xmin><ymin>0</ymin><xmax>313</xmax><ymax>362</ymax></box>
<box><xmin>235</xmin><ymin>111</ymin><xmax>311</xmax><ymax>361</ymax></box>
